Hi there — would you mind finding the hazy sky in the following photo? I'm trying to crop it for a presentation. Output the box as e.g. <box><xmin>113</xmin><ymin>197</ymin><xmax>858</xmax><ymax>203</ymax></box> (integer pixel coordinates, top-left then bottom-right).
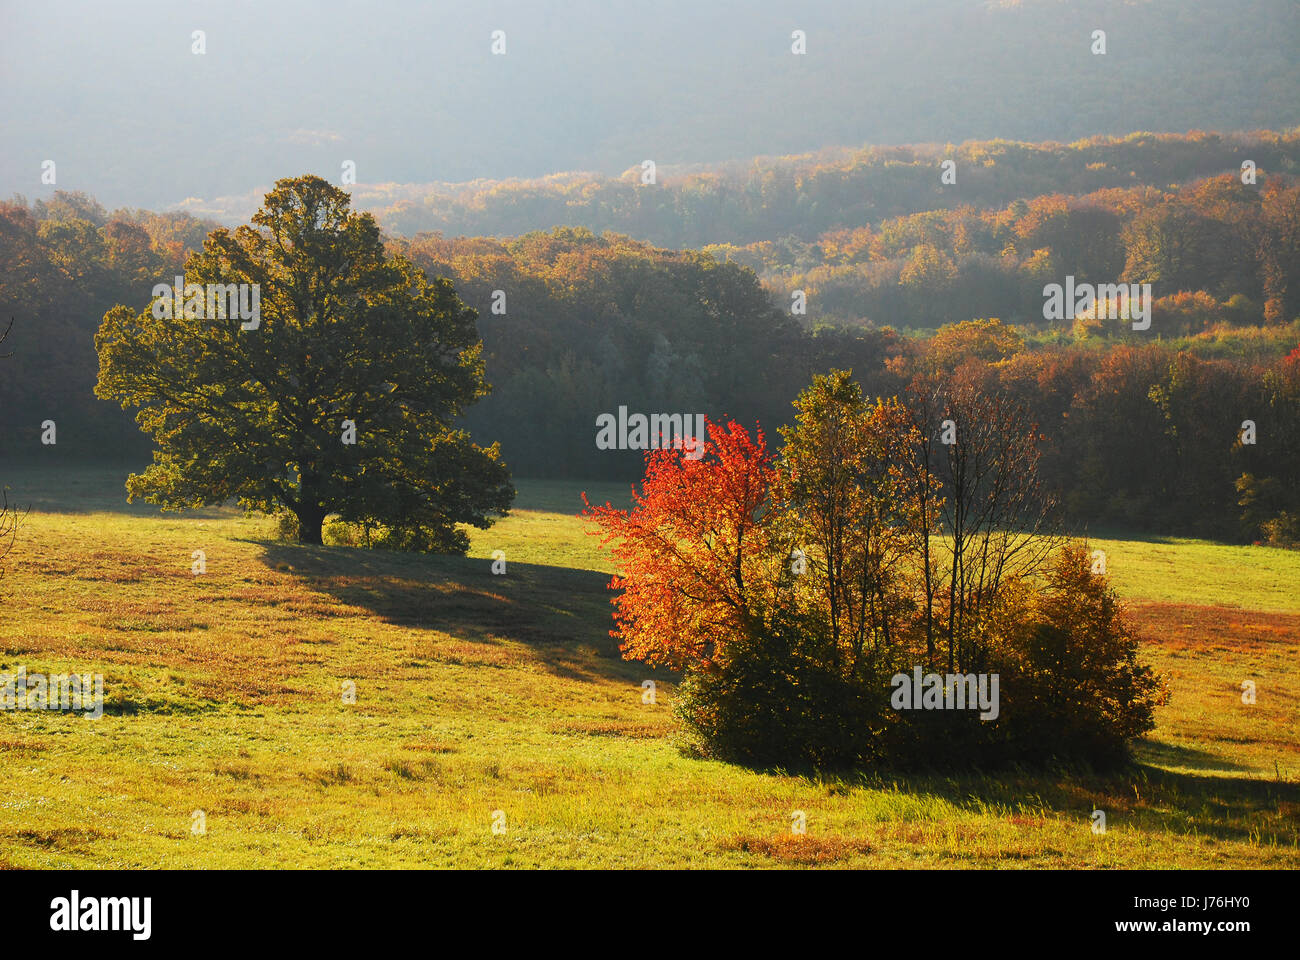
<box><xmin>3</xmin><ymin>0</ymin><xmax>1297</xmax><ymax>211</ymax></box>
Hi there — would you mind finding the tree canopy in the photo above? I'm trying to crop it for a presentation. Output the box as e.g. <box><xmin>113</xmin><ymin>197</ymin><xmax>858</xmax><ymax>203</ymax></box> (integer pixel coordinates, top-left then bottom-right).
<box><xmin>95</xmin><ymin>175</ymin><xmax>512</xmax><ymax>547</ymax></box>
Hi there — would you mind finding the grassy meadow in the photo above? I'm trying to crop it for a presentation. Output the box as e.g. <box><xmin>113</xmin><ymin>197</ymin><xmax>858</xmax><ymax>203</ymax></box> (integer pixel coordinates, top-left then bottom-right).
<box><xmin>1</xmin><ymin>464</ymin><xmax>1298</xmax><ymax>868</ymax></box>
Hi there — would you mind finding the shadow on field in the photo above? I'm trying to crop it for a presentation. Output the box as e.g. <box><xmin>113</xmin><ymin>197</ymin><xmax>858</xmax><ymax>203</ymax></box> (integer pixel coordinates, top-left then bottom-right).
<box><xmin>1135</xmin><ymin>739</ymin><xmax>1256</xmax><ymax>774</ymax></box>
<box><xmin>253</xmin><ymin>540</ymin><xmax>647</xmax><ymax>684</ymax></box>
<box><xmin>811</xmin><ymin>761</ymin><xmax>1300</xmax><ymax>847</ymax></box>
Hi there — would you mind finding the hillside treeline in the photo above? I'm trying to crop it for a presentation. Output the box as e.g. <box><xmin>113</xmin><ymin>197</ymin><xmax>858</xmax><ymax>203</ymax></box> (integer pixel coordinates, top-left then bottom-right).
<box><xmin>2</xmin><ymin>191</ymin><xmax>1298</xmax><ymax>544</ymax></box>
<box><xmin>0</xmin><ymin>193</ymin><xmax>216</xmax><ymax>459</ymax></box>
<box><xmin>727</xmin><ymin>172</ymin><xmax>1300</xmax><ymax>330</ymax></box>
<box><xmin>364</xmin><ymin>130</ymin><xmax>1300</xmax><ymax>250</ymax></box>
<box><xmin>400</xmin><ymin>229</ymin><xmax>1299</xmax><ymax>543</ymax></box>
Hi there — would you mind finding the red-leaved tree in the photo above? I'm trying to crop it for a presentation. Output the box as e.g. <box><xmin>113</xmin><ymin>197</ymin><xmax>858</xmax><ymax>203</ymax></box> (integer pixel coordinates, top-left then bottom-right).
<box><xmin>581</xmin><ymin>419</ymin><xmax>779</xmax><ymax>671</ymax></box>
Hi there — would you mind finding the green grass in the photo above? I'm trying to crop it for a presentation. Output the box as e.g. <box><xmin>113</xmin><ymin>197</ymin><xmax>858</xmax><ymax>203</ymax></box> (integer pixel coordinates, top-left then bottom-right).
<box><xmin>0</xmin><ymin>464</ymin><xmax>1297</xmax><ymax>868</ymax></box>
<box><xmin>1079</xmin><ymin>534</ymin><xmax>1300</xmax><ymax>614</ymax></box>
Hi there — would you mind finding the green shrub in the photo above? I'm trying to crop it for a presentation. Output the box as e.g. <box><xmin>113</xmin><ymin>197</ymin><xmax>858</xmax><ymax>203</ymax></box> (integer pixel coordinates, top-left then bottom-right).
<box><xmin>672</xmin><ymin>545</ymin><xmax>1167</xmax><ymax>771</ymax></box>
<box><xmin>322</xmin><ymin>517</ymin><xmax>366</xmax><ymax>547</ymax></box>
<box><xmin>368</xmin><ymin>522</ymin><xmax>469</xmax><ymax>554</ymax></box>
<box><xmin>673</xmin><ymin>608</ymin><xmax>892</xmax><ymax>770</ymax></box>
<box><xmin>271</xmin><ymin>510</ymin><xmax>299</xmax><ymax>541</ymax></box>
<box><xmin>986</xmin><ymin>545</ymin><xmax>1168</xmax><ymax>766</ymax></box>
<box><xmin>1261</xmin><ymin>511</ymin><xmax>1300</xmax><ymax>549</ymax></box>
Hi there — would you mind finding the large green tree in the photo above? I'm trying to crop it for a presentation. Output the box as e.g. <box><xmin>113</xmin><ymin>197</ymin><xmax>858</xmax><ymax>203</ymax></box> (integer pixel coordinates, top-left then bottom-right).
<box><xmin>95</xmin><ymin>175</ymin><xmax>513</xmax><ymax>547</ymax></box>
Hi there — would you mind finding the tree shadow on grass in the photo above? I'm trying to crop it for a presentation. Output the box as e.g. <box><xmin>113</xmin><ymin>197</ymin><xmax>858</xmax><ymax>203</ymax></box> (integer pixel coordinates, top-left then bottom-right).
<box><xmin>805</xmin><ymin>759</ymin><xmax>1300</xmax><ymax>848</ymax></box>
<box><xmin>1134</xmin><ymin>738</ymin><xmax>1256</xmax><ymax>775</ymax></box>
<box><xmin>250</xmin><ymin>539</ymin><xmax>652</xmax><ymax>685</ymax></box>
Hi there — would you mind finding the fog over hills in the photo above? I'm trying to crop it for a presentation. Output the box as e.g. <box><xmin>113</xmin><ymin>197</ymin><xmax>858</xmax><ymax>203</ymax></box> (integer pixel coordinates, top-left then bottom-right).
<box><xmin>2</xmin><ymin>0</ymin><xmax>1297</xmax><ymax>217</ymax></box>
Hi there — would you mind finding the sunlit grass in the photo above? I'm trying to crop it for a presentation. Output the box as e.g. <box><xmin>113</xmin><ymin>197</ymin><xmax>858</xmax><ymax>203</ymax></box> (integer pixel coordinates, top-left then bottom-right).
<box><xmin>0</xmin><ymin>464</ymin><xmax>1296</xmax><ymax>868</ymax></box>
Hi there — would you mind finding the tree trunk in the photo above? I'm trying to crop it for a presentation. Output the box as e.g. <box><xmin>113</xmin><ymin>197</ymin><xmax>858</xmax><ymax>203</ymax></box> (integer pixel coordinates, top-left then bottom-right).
<box><xmin>296</xmin><ymin>504</ymin><xmax>326</xmax><ymax>545</ymax></box>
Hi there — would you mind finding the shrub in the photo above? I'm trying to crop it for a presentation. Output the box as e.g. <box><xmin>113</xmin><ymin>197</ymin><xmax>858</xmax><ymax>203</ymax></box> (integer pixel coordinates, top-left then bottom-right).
<box><xmin>988</xmin><ymin>545</ymin><xmax>1168</xmax><ymax>766</ymax></box>
<box><xmin>271</xmin><ymin>510</ymin><xmax>299</xmax><ymax>541</ymax></box>
<box><xmin>1260</xmin><ymin>511</ymin><xmax>1300</xmax><ymax>549</ymax></box>
<box><xmin>589</xmin><ymin>374</ymin><xmax>1170</xmax><ymax>772</ymax></box>
<box><xmin>322</xmin><ymin>518</ymin><xmax>366</xmax><ymax>547</ymax></box>
<box><xmin>672</xmin><ymin>546</ymin><xmax>1168</xmax><ymax>771</ymax></box>
<box><xmin>368</xmin><ymin>522</ymin><xmax>469</xmax><ymax>554</ymax></box>
<box><xmin>673</xmin><ymin>607</ymin><xmax>893</xmax><ymax>770</ymax></box>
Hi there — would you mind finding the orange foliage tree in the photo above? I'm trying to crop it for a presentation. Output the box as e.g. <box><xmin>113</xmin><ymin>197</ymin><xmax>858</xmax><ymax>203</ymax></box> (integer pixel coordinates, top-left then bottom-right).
<box><xmin>581</xmin><ymin>419</ymin><xmax>781</xmax><ymax>671</ymax></box>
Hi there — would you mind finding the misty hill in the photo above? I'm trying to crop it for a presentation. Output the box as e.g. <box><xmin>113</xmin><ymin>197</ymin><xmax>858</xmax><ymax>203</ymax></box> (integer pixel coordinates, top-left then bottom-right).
<box><xmin>3</xmin><ymin>0</ymin><xmax>1298</xmax><ymax>214</ymax></box>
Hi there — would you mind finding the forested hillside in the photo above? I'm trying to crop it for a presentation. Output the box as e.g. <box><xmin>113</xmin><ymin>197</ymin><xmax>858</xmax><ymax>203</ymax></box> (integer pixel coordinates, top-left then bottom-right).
<box><xmin>362</xmin><ymin>130</ymin><xmax>1300</xmax><ymax>249</ymax></box>
<box><xmin>3</xmin><ymin>130</ymin><xmax>1299</xmax><ymax>542</ymax></box>
<box><xmin>414</xmin><ymin>227</ymin><xmax>1300</xmax><ymax>541</ymax></box>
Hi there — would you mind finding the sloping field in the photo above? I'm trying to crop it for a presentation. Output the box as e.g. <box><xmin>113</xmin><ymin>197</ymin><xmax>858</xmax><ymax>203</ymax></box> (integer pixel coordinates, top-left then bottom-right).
<box><xmin>0</xmin><ymin>466</ymin><xmax>1296</xmax><ymax>868</ymax></box>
